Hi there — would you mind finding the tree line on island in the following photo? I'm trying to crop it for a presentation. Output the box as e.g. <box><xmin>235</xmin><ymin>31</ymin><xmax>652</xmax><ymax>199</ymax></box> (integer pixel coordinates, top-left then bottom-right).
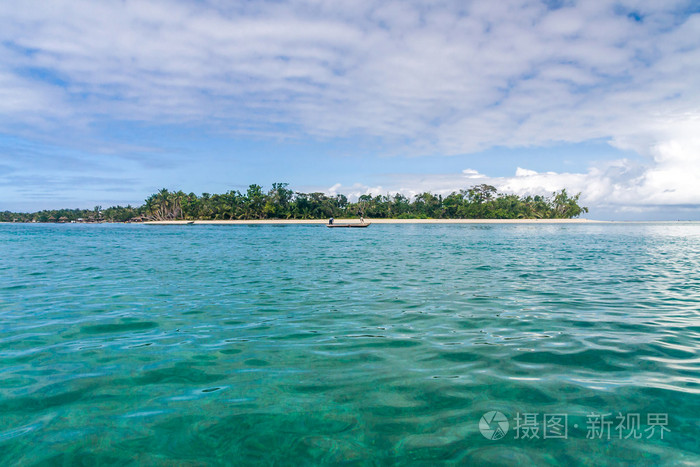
<box><xmin>1</xmin><ymin>183</ymin><xmax>588</xmax><ymax>223</ymax></box>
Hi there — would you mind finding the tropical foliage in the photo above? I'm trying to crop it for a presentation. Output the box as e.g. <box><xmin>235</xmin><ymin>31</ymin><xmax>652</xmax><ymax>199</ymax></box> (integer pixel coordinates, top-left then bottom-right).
<box><xmin>2</xmin><ymin>183</ymin><xmax>588</xmax><ymax>222</ymax></box>
<box><xmin>0</xmin><ymin>205</ymin><xmax>143</xmax><ymax>223</ymax></box>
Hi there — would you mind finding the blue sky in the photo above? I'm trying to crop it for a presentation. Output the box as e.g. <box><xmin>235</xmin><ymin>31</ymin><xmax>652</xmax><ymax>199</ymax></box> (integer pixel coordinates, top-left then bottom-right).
<box><xmin>1</xmin><ymin>0</ymin><xmax>699</xmax><ymax>219</ymax></box>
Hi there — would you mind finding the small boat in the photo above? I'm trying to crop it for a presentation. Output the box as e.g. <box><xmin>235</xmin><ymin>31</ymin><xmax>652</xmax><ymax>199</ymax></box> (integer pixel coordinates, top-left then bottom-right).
<box><xmin>326</xmin><ymin>222</ymin><xmax>371</xmax><ymax>228</ymax></box>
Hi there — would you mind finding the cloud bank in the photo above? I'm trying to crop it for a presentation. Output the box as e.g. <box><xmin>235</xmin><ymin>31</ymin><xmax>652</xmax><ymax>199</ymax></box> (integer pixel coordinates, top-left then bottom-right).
<box><xmin>0</xmin><ymin>0</ymin><xmax>698</xmax><ymax>215</ymax></box>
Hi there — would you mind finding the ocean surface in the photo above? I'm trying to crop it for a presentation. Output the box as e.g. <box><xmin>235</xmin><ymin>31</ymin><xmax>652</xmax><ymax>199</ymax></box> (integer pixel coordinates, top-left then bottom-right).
<box><xmin>1</xmin><ymin>223</ymin><xmax>699</xmax><ymax>465</ymax></box>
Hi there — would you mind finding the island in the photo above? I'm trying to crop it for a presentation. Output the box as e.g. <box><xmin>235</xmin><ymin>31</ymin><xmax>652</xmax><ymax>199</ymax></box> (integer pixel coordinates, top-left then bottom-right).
<box><xmin>1</xmin><ymin>183</ymin><xmax>588</xmax><ymax>223</ymax></box>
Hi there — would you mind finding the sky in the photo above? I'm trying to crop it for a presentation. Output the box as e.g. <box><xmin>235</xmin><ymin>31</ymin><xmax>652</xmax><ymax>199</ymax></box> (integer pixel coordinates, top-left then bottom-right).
<box><xmin>1</xmin><ymin>0</ymin><xmax>699</xmax><ymax>220</ymax></box>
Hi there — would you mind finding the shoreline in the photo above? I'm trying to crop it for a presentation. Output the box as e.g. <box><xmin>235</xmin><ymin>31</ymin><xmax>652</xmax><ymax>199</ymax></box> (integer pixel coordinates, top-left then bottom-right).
<box><xmin>144</xmin><ymin>218</ymin><xmax>605</xmax><ymax>225</ymax></box>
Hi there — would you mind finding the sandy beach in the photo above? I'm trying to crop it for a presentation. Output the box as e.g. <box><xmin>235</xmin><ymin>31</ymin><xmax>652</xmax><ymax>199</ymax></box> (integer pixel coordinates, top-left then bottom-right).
<box><xmin>144</xmin><ymin>218</ymin><xmax>603</xmax><ymax>225</ymax></box>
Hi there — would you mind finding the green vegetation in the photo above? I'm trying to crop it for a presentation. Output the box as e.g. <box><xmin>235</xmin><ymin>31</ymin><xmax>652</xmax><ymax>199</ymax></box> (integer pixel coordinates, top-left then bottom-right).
<box><xmin>0</xmin><ymin>205</ymin><xmax>143</xmax><ymax>223</ymax></box>
<box><xmin>1</xmin><ymin>183</ymin><xmax>587</xmax><ymax>222</ymax></box>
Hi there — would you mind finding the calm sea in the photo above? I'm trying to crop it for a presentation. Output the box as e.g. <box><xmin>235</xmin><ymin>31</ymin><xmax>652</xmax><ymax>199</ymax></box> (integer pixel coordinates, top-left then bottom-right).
<box><xmin>1</xmin><ymin>223</ymin><xmax>699</xmax><ymax>465</ymax></box>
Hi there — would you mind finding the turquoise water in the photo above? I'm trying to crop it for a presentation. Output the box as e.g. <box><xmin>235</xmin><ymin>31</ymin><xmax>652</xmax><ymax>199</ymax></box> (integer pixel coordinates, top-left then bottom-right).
<box><xmin>1</xmin><ymin>223</ymin><xmax>699</xmax><ymax>465</ymax></box>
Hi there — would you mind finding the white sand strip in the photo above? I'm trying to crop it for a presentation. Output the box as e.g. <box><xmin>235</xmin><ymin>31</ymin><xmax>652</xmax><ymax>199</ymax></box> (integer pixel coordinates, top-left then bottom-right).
<box><xmin>144</xmin><ymin>218</ymin><xmax>603</xmax><ymax>225</ymax></box>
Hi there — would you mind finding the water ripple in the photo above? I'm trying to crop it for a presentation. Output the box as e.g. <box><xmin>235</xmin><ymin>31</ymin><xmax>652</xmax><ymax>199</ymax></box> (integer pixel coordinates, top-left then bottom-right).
<box><xmin>0</xmin><ymin>223</ymin><xmax>699</xmax><ymax>464</ymax></box>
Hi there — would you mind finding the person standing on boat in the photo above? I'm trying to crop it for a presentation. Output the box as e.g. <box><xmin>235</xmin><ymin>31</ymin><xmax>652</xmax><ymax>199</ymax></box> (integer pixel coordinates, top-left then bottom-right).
<box><xmin>329</xmin><ymin>217</ymin><xmax>334</xmax><ymax>225</ymax></box>
<box><xmin>360</xmin><ymin>216</ymin><xmax>364</xmax><ymax>223</ymax></box>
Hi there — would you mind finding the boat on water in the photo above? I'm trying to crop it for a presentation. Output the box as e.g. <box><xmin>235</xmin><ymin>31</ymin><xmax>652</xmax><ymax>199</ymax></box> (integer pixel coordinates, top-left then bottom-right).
<box><xmin>326</xmin><ymin>222</ymin><xmax>371</xmax><ymax>228</ymax></box>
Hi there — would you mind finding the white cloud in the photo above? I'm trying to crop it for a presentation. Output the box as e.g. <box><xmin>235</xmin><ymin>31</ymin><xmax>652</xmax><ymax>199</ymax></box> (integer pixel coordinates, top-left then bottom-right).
<box><xmin>325</xmin><ymin>116</ymin><xmax>700</xmax><ymax>214</ymax></box>
<box><xmin>462</xmin><ymin>169</ymin><xmax>482</xmax><ymax>179</ymax></box>
<box><xmin>0</xmin><ymin>0</ymin><xmax>699</xmax><ymax>212</ymax></box>
<box><xmin>514</xmin><ymin>168</ymin><xmax>539</xmax><ymax>177</ymax></box>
